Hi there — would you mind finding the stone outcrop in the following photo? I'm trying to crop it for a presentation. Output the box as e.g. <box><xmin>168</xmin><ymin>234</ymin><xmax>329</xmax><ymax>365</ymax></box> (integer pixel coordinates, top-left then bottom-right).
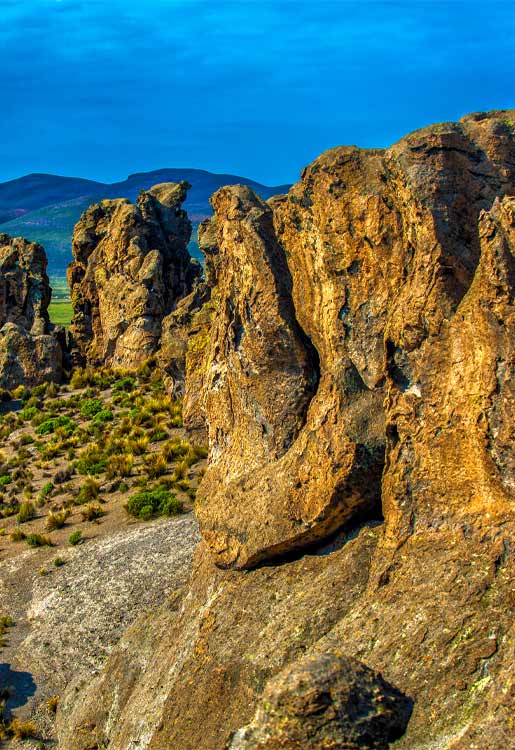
<box><xmin>230</xmin><ymin>652</ymin><xmax>412</xmax><ymax>750</ymax></box>
<box><xmin>67</xmin><ymin>182</ymin><xmax>201</xmax><ymax>371</ymax></box>
<box><xmin>0</xmin><ymin>234</ymin><xmax>62</xmax><ymax>388</ymax></box>
<box><xmin>190</xmin><ymin>110</ymin><xmax>515</xmax><ymax>569</ymax></box>
<box><xmin>57</xmin><ymin>111</ymin><xmax>515</xmax><ymax>750</ymax></box>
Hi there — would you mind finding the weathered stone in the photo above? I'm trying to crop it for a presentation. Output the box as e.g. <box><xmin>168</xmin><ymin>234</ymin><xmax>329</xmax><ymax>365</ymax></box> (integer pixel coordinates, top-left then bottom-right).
<box><xmin>57</xmin><ymin>111</ymin><xmax>515</xmax><ymax>750</ymax></box>
<box><xmin>68</xmin><ymin>181</ymin><xmax>201</xmax><ymax>369</ymax></box>
<box><xmin>194</xmin><ymin>185</ymin><xmax>386</xmax><ymax>569</ymax></box>
<box><xmin>0</xmin><ymin>234</ymin><xmax>62</xmax><ymax>388</ymax></box>
<box><xmin>229</xmin><ymin>651</ymin><xmax>412</xmax><ymax>750</ymax></box>
<box><xmin>193</xmin><ymin>110</ymin><xmax>515</xmax><ymax>570</ymax></box>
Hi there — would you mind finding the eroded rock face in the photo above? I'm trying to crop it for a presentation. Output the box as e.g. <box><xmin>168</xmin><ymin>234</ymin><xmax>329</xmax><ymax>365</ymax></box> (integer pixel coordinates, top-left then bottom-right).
<box><xmin>68</xmin><ymin>182</ymin><xmax>201</xmax><ymax>370</ymax></box>
<box><xmin>230</xmin><ymin>652</ymin><xmax>412</xmax><ymax>750</ymax></box>
<box><xmin>0</xmin><ymin>234</ymin><xmax>62</xmax><ymax>388</ymax></box>
<box><xmin>57</xmin><ymin>111</ymin><xmax>515</xmax><ymax>750</ymax></box>
<box><xmin>193</xmin><ymin>110</ymin><xmax>515</xmax><ymax>569</ymax></box>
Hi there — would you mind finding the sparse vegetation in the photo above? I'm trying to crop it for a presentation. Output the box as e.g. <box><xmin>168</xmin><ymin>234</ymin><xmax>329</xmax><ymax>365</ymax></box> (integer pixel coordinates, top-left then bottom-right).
<box><xmin>0</xmin><ymin>366</ymin><xmax>206</xmax><ymax>583</ymax></box>
<box><xmin>68</xmin><ymin>530</ymin><xmax>83</xmax><ymax>546</ymax></box>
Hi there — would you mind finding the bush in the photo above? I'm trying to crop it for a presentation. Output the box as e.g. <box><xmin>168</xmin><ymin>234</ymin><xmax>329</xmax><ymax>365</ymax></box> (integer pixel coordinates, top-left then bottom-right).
<box><xmin>159</xmin><ymin>494</ymin><xmax>184</xmax><ymax>516</ymax></box>
<box><xmin>93</xmin><ymin>409</ymin><xmax>114</xmax><ymax>424</ymax></box>
<box><xmin>113</xmin><ymin>376</ymin><xmax>135</xmax><ymax>392</ymax></box>
<box><xmin>26</xmin><ymin>533</ymin><xmax>53</xmax><ymax>548</ymax></box>
<box><xmin>46</xmin><ymin>509</ymin><xmax>69</xmax><ymax>531</ymax></box>
<box><xmin>128</xmin><ymin>435</ymin><xmax>149</xmax><ymax>455</ymax></box>
<box><xmin>0</xmin><ymin>475</ymin><xmax>11</xmax><ymax>487</ymax></box>
<box><xmin>75</xmin><ymin>478</ymin><xmax>100</xmax><ymax>504</ymax></box>
<box><xmin>20</xmin><ymin>405</ymin><xmax>38</xmax><ymax>421</ymax></box>
<box><xmin>8</xmin><ymin>718</ymin><xmax>38</xmax><ymax>740</ymax></box>
<box><xmin>127</xmin><ymin>489</ymin><xmax>183</xmax><ymax>519</ymax></box>
<box><xmin>68</xmin><ymin>530</ymin><xmax>82</xmax><ymax>546</ymax></box>
<box><xmin>10</xmin><ymin>528</ymin><xmax>25</xmax><ymax>542</ymax></box>
<box><xmin>80</xmin><ymin>398</ymin><xmax>104</xmax><ymax>418</ymax></box>
<box><xmin>16</xmin><ymin>501</ymin><xmax>36</xmax><ymax>524</ymax></box>
<box><xmin>139</xmin><ymin>504</ymin><xmax>153</xmax><ymax>520</ymax></box>
<box><xmin>76</xmin><ymin>446</ymin><xmax>108</xmax><ymax>475</ymax></box>
<box><xmin>149</xmin><ymin>428</ymin><xmax>168</xmax><ymax>443</ymax></box>
<box><xmin>146</xmin><ymin>453</ymin><xmax>168</xmax><ymax>479</ymax></box>
<box><xmin>36</xmin><ymin>416</ymin><xmax>75</xmax><ymax>436</ymax></box>
<box><xmin>12</xmin><ymin>385</ymin><xmax>29</xmax><ymax>401</ymax></box>
<box><xmin>39</xmin><ymin>481</ymin><xmax>54</xmax><ymax>501</ymax></box>
<box><xmin>162</xmin><ymin>439</ymin><xmax>189</xmax><ymax>462</ymax></box>
<box><xmin>80</xmin><ymin>503</ymin><xmax>104</xmax><ymax>522</ymax></box>
<box><xmin>53</xmin><ymin>557</ymin><xmax>65</xmax><ymax>568</ymax></box>
<box><xmin>105</xmin><ymin>453</ymin><xmax>133</xmax><ymax>479</ymax></box>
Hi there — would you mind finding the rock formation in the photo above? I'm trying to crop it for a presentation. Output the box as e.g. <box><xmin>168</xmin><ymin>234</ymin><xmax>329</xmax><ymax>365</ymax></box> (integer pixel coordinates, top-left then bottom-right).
<box><xmin>67</xmin><ymin>181</ymin><xmax>201</xmax><ymax>372</ymax></box>
<box><xmin>0</xmin><ymin>234</ymin><xmax>62</xmax><ymax>388</ymax></box>
<box><xmin>57</xmin><ymin>111</ymin><xmax>515</xmax><ymax>750</ymax></box>
<box><xmin>230</xmin><ymin>652</ymin><xmax>412</xmax><ymax>750</ymax></box>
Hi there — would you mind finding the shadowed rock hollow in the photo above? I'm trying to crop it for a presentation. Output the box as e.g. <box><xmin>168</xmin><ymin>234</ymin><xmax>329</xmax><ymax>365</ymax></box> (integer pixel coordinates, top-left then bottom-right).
<box><xmin>0</xmin><ymin>233</ymin><xmax>63</xmax><ymax>389</ymax></box>
<box><xmin>67</xmin><ymin>181</ymin><xmax>201</xmax><ymax>373</ymax></box>
<box><xmin>57</xmin><ymin>111</ymin><xmax>515</xmax><ymax>750</ymax></box>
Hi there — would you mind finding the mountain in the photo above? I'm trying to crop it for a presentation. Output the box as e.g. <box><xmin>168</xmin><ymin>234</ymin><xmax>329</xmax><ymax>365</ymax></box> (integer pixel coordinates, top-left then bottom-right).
<box><xmin>0</xmin><ymin>169</ymin><xmax>291</xmax><ymax>271</ymax></box>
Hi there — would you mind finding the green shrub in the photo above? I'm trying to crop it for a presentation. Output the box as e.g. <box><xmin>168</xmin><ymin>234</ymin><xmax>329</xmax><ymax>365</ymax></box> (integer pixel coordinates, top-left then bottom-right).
<box><xmin>93</xmin><ymin>409</ymin><xmax>114</xmax><ymax>424</ymax></box>
<box><xmin>16</xmin><ymin>501</ymin><xmax>36</xmax><ymax>524</ymax></box>
<box><xmin>76</xmin><ymin>446</ymin><xmax>108</xmax><ymax>475</ymax></box>
<box><xmin>31</xmin><ymin>383</ymin><xmax>48</xmax><ymax>398</ymax></box>
<box><xmin>20</xmin><ymin>406</ymin><xmax>38</xmax><ymax>421</ymax></box>
<box><xmin>159</xmin><ymin>494</ymin><xmax>184</xmax><ymax>516</ymax></box>
<box><xmin>149</xmin><ymin>428</ymin><xmax>168</xmax><ymax>443</ymax></box>
<box><xmin>139</xmin><ymin>504</ymin><xmax>153</xmax><ymax>521</ymax></box>
<box><xmin>39</xmin><ymin>482</ymin><xmax>54</xmax><ymax>500</ymax></box>
<box><xmin>36</xmin><ymin>416</ymin><xmax>75</xmax><ymax>436</ymax></box>
<box><xmin>10</xmin><ymin>529</ymin><xmax>25</xmax><ymax>542</ymax></box>
<box><xmin>26</xmin><ymin>533</ymin><xmax>53</xmax><ymax>548</ymax></box>
<box><xmin>113</xmin><ymin>376</ymin><xmax>135</xmax><ymax>392</ymax></box>
<box><xmin>53</xmin><ymin>557</ymin><xmax>65</xmax><ymax>568</ymax></box>
<box><xmin>0</xmin><ymin>475</ymin><xmax>11</xmax><ymax>487</ymax></box>
<box><xmin>68</xmin><ymin>530</ymin><xmax>82</xmax><ymax>546</ymax></box>
<box><xmin>80</xmin><ymin>398</ymin><xmax>104</xmax><ymax>418</ymax></box>
<box><xmin>127</xmin><ymin>489</ymin><xmax>183</xmax><ymax>519</ymax></box>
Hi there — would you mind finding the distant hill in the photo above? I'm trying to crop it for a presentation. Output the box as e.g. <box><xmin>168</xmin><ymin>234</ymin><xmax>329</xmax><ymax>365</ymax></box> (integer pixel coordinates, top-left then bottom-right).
<box><xmin>0</xmin><ymin>169</ymin><xmax>291</xmax><ymax>272</ymax></box>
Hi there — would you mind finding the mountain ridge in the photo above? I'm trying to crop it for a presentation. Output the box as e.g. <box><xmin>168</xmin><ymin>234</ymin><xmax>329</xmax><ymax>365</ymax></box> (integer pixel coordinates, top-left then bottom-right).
<box><xmin>0</xmin><ymin>168</ymin><xmax>291</xmax><ymax>270</ymax></box>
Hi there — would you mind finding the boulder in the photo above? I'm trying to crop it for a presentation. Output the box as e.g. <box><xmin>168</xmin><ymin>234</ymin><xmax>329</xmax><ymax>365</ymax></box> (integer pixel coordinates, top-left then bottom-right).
<box><xmin>230</xmin><ymin>651</ymin><xmax>412</xmax><ymax>750</ymax></box>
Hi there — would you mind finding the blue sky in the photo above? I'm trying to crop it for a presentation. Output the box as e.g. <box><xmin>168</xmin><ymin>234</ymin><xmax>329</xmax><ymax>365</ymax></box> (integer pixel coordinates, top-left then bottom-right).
<box><xmin>1</xmin><ymin>0</ymin><xmax>514</xmax><ymax>185</ymax></box>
